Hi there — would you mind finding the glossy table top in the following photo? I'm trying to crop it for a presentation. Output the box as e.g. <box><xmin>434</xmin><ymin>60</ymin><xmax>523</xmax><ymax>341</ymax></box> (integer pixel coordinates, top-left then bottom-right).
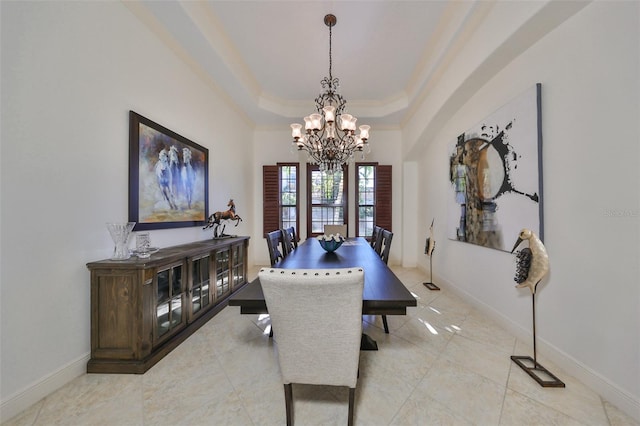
<box><xmin>228</xmin><ymin>237</ymin><xmax>417</xmax><ymax>315</ymax></box>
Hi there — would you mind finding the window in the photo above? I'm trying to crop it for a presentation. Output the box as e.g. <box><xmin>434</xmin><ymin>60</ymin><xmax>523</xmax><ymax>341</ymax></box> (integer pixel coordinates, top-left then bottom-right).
<box><xmin>357</xmin><ymin>164</ymin><xmax>375</xmax><ymax>237</ymax></box>
<box><xmin>264</xmin><ymin>162</ymin><xmax>390</xmax><ymax>240</ymax></box>
<box><xmin>280</xmin><ymin>164</ymin><xmax>298</xmax><ymax>230</ymax></box>
<box><xmin>356</xmin><ymin>163</ymin><xmax>392</xmax><ymax>239</ymax></box>
<box><xmin>307</xmin><ymin>164</ymin><xmax>348</xmax><ymax>237</ymax></box>
<box><xmin>263</xmin><ymin>163</ymin><xmax>299</xmax><ymax>236</ymax></box>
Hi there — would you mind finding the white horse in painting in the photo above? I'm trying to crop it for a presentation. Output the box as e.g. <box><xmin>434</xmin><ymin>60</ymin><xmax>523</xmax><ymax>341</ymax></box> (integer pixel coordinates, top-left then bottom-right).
<box><xmin>181</xmin><ymin>147</ymin><xmax>196</xmax><ymax>209</ymax></box>
<box><xmin>156</xmin><ymin>149</ymin><xmax>177</xmax><ymax>209</ymax></box>
<box><xmin>168</xmin><ymin>145</ymin><xmax>181</xmax><ymax>201</ymax></box>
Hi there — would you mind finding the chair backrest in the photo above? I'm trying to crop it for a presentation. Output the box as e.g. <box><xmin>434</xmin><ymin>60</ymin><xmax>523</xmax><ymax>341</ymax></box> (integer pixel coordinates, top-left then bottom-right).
<box><xmin>281</xmin><ymin>227</ymin><xmax>298</xmax><ymax>255</ymax></box>
<box><xmin>380</xmin><ymin>229</ymin><xmax>393</xmax><ymax>265</ymax></box>
<box><xmin>324</xmin><ymin>224</ymin><xmax>347</xmax><ymax>237</ymax></box>
<box><xmin>259</xmin><ymin>267</ymin><xmax>364</xmax><ymax>388</ymax></box>
<box><xmin>373</xmin><ymin>227</ymin><xmax>385</xmax><ymax>255</ymax></box>
<box><xmin>266</xmin><ymin>230</ymin><xmax>285</xmax><ymax>266</ymax></box>
<box><xmin>370</xmin><ymin>225</ymin><xmax>382</xmax><ymax>249</ymax></box>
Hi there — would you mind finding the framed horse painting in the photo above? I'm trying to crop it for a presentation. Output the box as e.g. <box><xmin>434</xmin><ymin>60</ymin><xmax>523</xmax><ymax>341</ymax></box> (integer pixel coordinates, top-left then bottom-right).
<box><xmin>129</xmin><ymin>111</ymin><xmax>209</xmax><ymax>231</ymax></box>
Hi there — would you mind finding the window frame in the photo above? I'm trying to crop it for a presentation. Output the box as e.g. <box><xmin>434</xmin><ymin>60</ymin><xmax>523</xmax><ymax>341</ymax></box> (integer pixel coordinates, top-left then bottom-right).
<box><xmin>306</xmin><ymin>163</ymin><xmax>349</xmax><ymax>238</ymax></box>
<box><xmin>355</xmin><ymin>163</ymin><xmax>392</xmax><ymax>240</ymax></box>
<box><xmin>356</xmin><ymin>162</ymin><xmax>377</xmax><ymax>239</ymax></box>
<box><xmin>262</xmin><ymin>163</ymin><xmax>299</xmax><ymax>237</ymax></box>
<box><xmin>278</xmin><ymin>163</ymin><xmax>299</xmax><ymax>233</ymax></box>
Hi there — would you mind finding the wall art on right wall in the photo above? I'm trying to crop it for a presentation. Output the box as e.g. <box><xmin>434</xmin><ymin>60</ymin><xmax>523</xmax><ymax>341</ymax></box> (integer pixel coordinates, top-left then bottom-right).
<box><xmin>447</xmin><ymin>83</ymin><xmax>543</xmax><ymax>252</ymax></box>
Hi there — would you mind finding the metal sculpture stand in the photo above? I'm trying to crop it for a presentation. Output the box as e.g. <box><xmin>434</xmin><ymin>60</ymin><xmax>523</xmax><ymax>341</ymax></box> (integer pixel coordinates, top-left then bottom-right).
<box><xmin>511</xmin><ymin>292</ymin><xmax>565</xmax><ymax>387</ymax></box>
<box><xmin>423</xmin><ymin>253</ymin><xmax>439</xmax><ymax>291</ymax></box>
<box><xmin>211</xmin><ymin>223</ymin><xmax>236</xmax><ymax>239</ymax></box>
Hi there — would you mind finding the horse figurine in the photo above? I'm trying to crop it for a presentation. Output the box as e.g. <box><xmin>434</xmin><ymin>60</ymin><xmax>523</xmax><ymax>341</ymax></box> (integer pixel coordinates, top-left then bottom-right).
<box><xmin>203</xmin><ymin>199</ymin><xmax>243</xmax><ymax>238</ymax></box>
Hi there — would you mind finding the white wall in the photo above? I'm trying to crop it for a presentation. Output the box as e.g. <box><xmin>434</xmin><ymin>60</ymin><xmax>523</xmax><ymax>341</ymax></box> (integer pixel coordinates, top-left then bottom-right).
<box><xmin>409</xmin><ymin>1</ymin><xmax>639</xmax><ymax>419</ymax></box>
<box><xmin>0</xmin><ymin>1</ymin><xmax>252</xmax><ymax>419</ymax></box>
<box><xmin>252</xmin><ymin>128</ymin><xmax>403</xmax><ymax>266</ymax></box>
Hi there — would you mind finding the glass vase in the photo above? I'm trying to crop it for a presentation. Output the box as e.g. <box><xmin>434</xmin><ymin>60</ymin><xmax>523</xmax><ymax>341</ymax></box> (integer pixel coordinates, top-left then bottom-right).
<box><xmin>106</xmin><ymin>222</ymin><xmax>136</xmax><ymax>260</ymax></box>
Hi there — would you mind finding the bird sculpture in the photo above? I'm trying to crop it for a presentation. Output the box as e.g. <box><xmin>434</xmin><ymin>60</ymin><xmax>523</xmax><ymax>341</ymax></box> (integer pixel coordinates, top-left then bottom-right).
<box><xmin>425</xmin><ymin>219</ymin><xmax>436</xmax><ymax>257</ymax></box>
<box><xmin>511</xmin><ymin>229</ymin><xmax>549</xmax><ymax>294</ymax></box>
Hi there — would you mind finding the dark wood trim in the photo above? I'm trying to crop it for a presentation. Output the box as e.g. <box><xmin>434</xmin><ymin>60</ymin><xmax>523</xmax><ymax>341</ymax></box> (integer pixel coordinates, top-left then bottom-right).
<box><xmin>263</xmin><ymin>165</ymin><xmax>279</xmax><ymax>237</ymax></box>
<box><xmin>376</xmin><ymin>165</ymin><xmax>393</xmax><ymax>232</ymax></box>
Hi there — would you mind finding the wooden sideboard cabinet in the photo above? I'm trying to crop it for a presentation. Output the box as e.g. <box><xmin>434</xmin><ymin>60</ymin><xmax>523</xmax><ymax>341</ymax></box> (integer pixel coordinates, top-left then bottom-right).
<box><xmin>86</xmin><ymin>236</ymin><xmax>249</xmax><ymax>374</ymax></box>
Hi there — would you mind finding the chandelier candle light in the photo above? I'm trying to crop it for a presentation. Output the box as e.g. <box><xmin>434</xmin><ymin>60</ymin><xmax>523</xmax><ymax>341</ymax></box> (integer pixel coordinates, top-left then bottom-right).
<box><xmin>290</xmin><ymin>14</ymin><xmax>371</xmax><ymax>174</ymax></box>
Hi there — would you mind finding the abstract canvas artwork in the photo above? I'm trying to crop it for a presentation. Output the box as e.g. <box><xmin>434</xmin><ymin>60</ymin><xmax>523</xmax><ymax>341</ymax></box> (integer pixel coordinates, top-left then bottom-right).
<box><xmin>447</xmin><ymin>84</ymin><xmax>543</xmax><ymax>252</ymax></box>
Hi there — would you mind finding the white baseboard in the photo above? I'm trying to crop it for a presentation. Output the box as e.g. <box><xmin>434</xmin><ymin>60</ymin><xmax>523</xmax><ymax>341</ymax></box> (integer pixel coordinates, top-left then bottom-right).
<box><xmin>429</xmin><ymin>269</ymin><xmax>640</xmax><ymax>424</ymax></box>
<box><xmin>0</xmin><ymin>353</ymin><xmax>90</xmax><ymax>422</ymax></box>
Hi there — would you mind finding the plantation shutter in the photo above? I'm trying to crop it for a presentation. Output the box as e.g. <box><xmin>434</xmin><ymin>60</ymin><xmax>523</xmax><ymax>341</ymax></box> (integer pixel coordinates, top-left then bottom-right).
<box><xmin>376</xmin><ymin>165</ymin><xmax>392</xmax><ymax>231</ymax></box>
<box><xmin>263</xmin><ymin>165</ymin><xmax>279</xmax><ymax>236</ymax></box>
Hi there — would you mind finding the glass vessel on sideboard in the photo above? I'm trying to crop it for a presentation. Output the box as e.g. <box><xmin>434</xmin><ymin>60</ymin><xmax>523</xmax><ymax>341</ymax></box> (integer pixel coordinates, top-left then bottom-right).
<box><xmin>106</xmin><ymin>222</ymin><xmax>136</xmax><ymax>260</ymax></box>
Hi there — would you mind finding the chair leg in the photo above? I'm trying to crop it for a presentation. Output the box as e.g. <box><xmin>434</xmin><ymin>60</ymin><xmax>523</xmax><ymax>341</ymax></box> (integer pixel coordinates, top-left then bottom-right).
<box><xmin>284</xmin><ymin>384</ymin><xmax>293</xmax><ymax>426</ymax></box>
<box><xmin>382</xmin><ymin>315</ymin><xmax>389</xmax><ymax>334</ymax></box>
<box><xmin>348</xmin><ymin>387</ymin><xmax>355</xmax><ymax>426</ymax></box>
<box><xmin>269</xmin><ymin>326</ymin><xmax>274</xmax><ymax>338</ymax></box>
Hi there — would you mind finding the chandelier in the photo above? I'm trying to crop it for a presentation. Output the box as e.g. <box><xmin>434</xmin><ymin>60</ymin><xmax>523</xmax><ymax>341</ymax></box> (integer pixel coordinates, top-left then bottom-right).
<box><xmin>290</xmin><ymin>14</ymin><xmax>371</xmax><ymax>174</ymax></box>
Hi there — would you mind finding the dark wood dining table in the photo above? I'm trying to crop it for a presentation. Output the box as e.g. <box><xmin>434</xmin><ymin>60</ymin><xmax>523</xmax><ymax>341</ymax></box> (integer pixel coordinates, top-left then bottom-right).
<box><xmin>228</xmin><ymin>237</ymin><xmax>417</xmax><ymax>349</ymax></box>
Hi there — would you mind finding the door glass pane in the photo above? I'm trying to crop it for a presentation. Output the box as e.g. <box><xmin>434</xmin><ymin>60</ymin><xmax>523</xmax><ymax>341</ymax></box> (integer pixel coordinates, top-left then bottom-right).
<box><xmin>192</xmin><ymin>260</ymin><xmax>200</xmax><ymax>285</ymax></box>
<box><xmin>216</xmin><ymin>249</ymin><xmax>230</xmax><ymax>298</ymax></box>
<box><xmin>157</xmin><ymin>270</ymin><xmax>169</xmax><ymax>302</ymax></box>
<box><xmin>192</xmin><ymin>286</ymin><xmax>202</xmax><ymax>314</ymax></box>
<box><xmin>309</xmin><ymin>166</ymin><xmax>346</xmax><ymax>236</ymax></box>
<box><xmin>281</xmin><ymin>206</ymin><xmax>297</xmax><ymax>230</ymax></box>
<box><xmin>170</xmin><ymin>296</ymin><xmax>182</xmax><ymax>327</ymax></box>
<box><xmin>172</xmin><ymin>265</ymin><xmax>182</xmax><ymax>296</ymax></box>
<box><xmin>202</xmin><ymin>258</ymin><xmax>209</xmax><ymax>281</ymax></box>
<box><xmin>157</xmin><ymin>302</ymin><xmax>170</xmax><ymax>336</ymax></box>
<box><xmin>202</xmin><ymin>282</ymin><xmax>210</xmax><ymax>307</ymax></box>
<box><xmin>311</xmin><ymin>170</ymin><xmax>344</xmax><ymax>204</ymax></box>
<box><xmin>191</xmin><ymin>258</ymin><xmax>207</xmax><ymax>316</ymax></box>
<box><xmin>357</xmin><ymin>165</ymin><xmax>376</xmax><ymax>237</ymax></box>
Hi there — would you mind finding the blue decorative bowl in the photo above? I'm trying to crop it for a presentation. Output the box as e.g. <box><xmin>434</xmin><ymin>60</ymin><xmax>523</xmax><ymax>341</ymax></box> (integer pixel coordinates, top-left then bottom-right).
<box><xmin>318</xmin><ymin>238</ymin><xmax>344</xmax><ymax>253</ymax></box>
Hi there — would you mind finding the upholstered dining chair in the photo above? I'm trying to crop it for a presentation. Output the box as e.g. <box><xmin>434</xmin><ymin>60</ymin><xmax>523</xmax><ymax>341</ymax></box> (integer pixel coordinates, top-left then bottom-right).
<box><xmin>281</xmin><ymin>226</ymin><xmax>298</xmax><ymax>256</ymax></box>
<box><xmin>266</xmin><ymin>230</ymin><xmax>285</xmax><ymax>266</ymax></box>
<box><xmin>324</xmin><ymin>224</ymin><xmax>347</xmax><ymax>237</ymax></box>
<box><xmin>259</xmin><ymin>267</ymin><xmax>364</xmax><ymax>426</ymax></box>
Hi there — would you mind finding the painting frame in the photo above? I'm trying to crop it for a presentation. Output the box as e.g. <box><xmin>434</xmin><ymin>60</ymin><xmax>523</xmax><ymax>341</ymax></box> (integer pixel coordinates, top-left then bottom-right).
<box><xmin>129</xmin><ymin>111</ymin><xmax>209</xmax><ymax>231</ymax></box>
<box><xmin>446</xmin><ymin>83</ymin><xmax>543</xmax><ymax>252</ymax></box>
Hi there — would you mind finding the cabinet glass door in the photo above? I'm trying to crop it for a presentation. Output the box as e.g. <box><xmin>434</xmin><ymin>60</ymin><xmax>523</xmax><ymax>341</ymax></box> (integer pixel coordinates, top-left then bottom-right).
<box><xmin>190</xmin><ymin>255</ymin><xmax>211</xmax><ymax>318</ymax></box>
<box><xmin>156</xmin><ymin>263</ymin><xmax>184</xmax><ymax>339</ymax></box>
<box><xmin>215</xmin><ymin>247</ymin><xmax>230</xmax><ymax>300</ymax></box>
<box><xmin>231</xmin><ymin>243</ymin><xmax>246</xmax><ymax>290</ymax></box>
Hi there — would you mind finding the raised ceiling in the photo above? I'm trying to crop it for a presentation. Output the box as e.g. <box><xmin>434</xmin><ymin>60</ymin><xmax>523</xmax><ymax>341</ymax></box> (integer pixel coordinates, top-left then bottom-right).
<box><xmin>128</xmin><ymin>1</ymin><xmax>483</xmax><ymax>128</ymax></box>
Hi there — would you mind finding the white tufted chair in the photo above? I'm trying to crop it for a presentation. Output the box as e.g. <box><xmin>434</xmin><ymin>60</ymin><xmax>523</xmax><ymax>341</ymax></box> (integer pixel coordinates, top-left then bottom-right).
<box><xmin>259</xmin><ymin>267</ymin><xmax>364</xmax><ymax>426</ymax></box>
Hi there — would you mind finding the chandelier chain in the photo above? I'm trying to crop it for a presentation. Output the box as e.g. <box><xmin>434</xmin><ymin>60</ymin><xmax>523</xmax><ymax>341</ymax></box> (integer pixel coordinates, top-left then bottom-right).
<box><xmin>328</xmin><ymin>21</ymin><xmax>332</xmax><ymax>82</ymax></box>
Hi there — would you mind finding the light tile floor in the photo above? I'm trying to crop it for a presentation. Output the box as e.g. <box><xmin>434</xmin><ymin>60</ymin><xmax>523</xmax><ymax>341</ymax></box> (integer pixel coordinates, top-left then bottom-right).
<box><xmin>4</xmin><ymin>267</ymin><xmax>638</xmax><ymax>426</ymax></box>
